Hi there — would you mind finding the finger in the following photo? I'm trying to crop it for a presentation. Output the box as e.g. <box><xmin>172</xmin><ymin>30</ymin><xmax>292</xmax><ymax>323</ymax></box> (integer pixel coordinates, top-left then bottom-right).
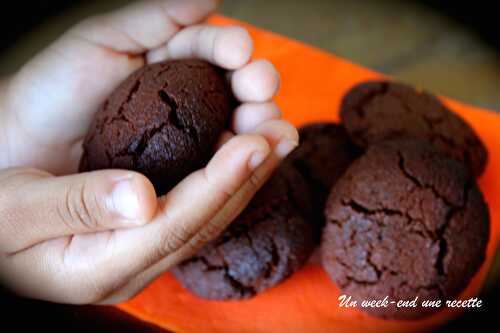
<box><xmin>0</xmin><ymin>168</ymin><xmax>157</xmax><ymax>254</ymax></box>
<box><xmin>231</xmin><ymin>59</ymin><xmax>281</xmax><ymax>102</ymax></box>
<box><xmin>71</xmin><ymin>0</ymin><xmax>219</xmax><ymax>54</ymax></box>
<box><xmin>96</xmin><ymin>133</ymin><xmax>285</xmax><ymax>301</ymax></box>
<box><xmin>99</xmin><ymin>120</ymin><xmax>299</xmax><ymax>303</ymax></box>
<box><xmin>147</xmin><ymin>25</ymin><xmax>253</xmax><ymax>69</ymax></box>
<box><xmin>215</xmin><ymin>130</ymin><xmax>235</xmax><ymax>150</ymax></box>
<box><xmin>100</xmin><ymin>159</ymin><xmax>280</xmax><ymax>304</ymax></box>
<box><xmin>232</xmin><ymin>102</ymin><xmax>282</xmax><ymax>134</ymax></box>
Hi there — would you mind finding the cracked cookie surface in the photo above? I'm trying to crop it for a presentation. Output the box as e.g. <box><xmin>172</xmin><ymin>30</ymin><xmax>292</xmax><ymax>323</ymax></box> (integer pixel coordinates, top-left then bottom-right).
<box><xmin>321</xmin><ymin>140</ymin><xmax>489</xmax><ymax>319</ymax></box>
<box><xmin>173</xmin><ymin>164</ymin><xmax>316</xmax><ymax>300</ymax></box>
<box><xmin>340</xmin><ymin>81</ymin><xmax>488</xmax><ymax>177</ymax></box>
<box><xmin>80</xmin><ymin>59</ymin><xmax>235</xmax><ymax>195</ymax></box>
<box><xmin>286</xmin><ymin>123</ymin><xmax>360</xmax><ymax>236</ymax></box>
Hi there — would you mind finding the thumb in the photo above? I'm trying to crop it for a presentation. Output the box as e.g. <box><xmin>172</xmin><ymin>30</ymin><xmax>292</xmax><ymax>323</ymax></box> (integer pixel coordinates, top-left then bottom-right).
<box><xmin>0</xmin><ymin>167</ymin><xmax>157</xmax><ymax>254</ymax></box>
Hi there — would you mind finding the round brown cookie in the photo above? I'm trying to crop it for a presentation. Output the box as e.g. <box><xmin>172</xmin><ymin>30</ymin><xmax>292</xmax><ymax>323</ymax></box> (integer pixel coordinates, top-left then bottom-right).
<box><xmin>321</xmin><ymin>140</ymin><xmax>489</xmax><ymax>319</ymax></box>
<box><xmin>173</xmin><ymin>164</ymin><xmax>316</xmax><ymax>300</ymax></box>
<box><xmin>80</xmin><ymin>59</ymin><xmax>235</xmax><ymax>195</ymax></box>
<box><xmin>286</xmin><ymin>123</ymin><xmax>361</xmax><ymax>234</ymax></box>
<box><xmin>340</xmin><ymin>80</ymin><xmax>488</xmax><ymax>177</ymax></box>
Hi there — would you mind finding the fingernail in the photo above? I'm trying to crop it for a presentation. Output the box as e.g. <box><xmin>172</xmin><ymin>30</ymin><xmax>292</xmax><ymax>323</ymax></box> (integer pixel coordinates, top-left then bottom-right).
<box><xmin>275</xmin><ymin>139</ymin><xmax>298</xmax><ymax>158</ymax></box>
<box><xmin>249</xmin><ymin>151</ymin><xmax>268</xmax><ymax>170</ymax></box>
<box><xmin>110</xmin><ymin>177</ymin><xmax>141</xmax><ymax>222</ymax></box>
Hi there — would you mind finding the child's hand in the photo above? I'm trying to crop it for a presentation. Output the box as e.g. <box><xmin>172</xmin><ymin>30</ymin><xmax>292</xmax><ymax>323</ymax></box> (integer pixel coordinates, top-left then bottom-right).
<box><xmin>0</xmin><ymin>0</ymin><xmax>297</xmax><ymax>304</ymax></box>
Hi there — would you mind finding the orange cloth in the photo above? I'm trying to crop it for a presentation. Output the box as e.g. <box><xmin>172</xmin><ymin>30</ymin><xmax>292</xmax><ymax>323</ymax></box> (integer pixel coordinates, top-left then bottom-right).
<box><xmin>117</xmin><ymin>15</ymin><xmax>500</xmax><ymax>333</ymax></box>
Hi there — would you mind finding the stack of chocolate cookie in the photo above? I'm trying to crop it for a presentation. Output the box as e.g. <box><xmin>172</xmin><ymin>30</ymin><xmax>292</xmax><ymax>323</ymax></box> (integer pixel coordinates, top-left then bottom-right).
<box><xmin>80</xmin><ymin>61</ymin><xmax>490</xmax><ymax>319</ymax></box>
<box><xmin>320</xmin><ymin>81</ymin><xmax>490</xmax><ymax>319</ymax></box>
<box><xmin>177</xmin><ymin>81</ymin><xmax>490</xmax><ymax>319</ymax></box>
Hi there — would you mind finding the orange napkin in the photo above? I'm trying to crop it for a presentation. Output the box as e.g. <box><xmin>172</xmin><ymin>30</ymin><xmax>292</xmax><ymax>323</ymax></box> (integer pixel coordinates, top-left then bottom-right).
<box><xmin>116</xmin><ymin>15</ymin><xmax>500</xmax><ymax>333</ymax></box>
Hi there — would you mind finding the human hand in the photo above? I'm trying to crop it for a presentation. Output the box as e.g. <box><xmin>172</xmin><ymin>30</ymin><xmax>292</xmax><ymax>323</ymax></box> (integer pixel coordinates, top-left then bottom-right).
<box><xmin>0</xmin><ymin>0</ymin><xmax>298</xmax><ymax>304</ymax></box>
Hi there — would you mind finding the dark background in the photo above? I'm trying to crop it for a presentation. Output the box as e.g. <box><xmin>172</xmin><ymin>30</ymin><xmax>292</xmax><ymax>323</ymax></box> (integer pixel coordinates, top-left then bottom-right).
<box><xmin>1</xmin><ymin>1</ymin><xmax>499</xmax><ymax>53</ymax></box>
<box><xmin>1</xmin><ymin>1</ymin><xmax>498</xmax><ymax>332</ymax></box>
<box><xmin>420</xmin><ymin>1</ymin><xmax>499</xmax><ymax>48</ymax></box>
<box><xmin>1</xmin><ymin>1</ymin><xmax>499</xmax><ymax>52</ymax></box>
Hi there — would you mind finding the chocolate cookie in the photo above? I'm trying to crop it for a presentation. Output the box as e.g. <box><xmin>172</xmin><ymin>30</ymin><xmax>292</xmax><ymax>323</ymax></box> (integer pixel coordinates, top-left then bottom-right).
<box><xmin>340</xmin><ymin>81</ymin><xmax>488</xmax><ymax>177</ymax></box>
<box><xmin>286</xmin><ymin>123</ymin><xmax>361</xmax><ymax>234</ymax></box>
<box><xmin>321</xmin><ymin>140</ymin><xmax>489</xmax><ymax>319</ymax></box>
<box><xmin>80</xmin><ymin>59</ymin><xmax>235</xmax><ymax>195</ymax></box>
<box><xmin>173</xmin><ymin>164</ymin><xmax>316</xmax><ymax>300</ymax></box>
